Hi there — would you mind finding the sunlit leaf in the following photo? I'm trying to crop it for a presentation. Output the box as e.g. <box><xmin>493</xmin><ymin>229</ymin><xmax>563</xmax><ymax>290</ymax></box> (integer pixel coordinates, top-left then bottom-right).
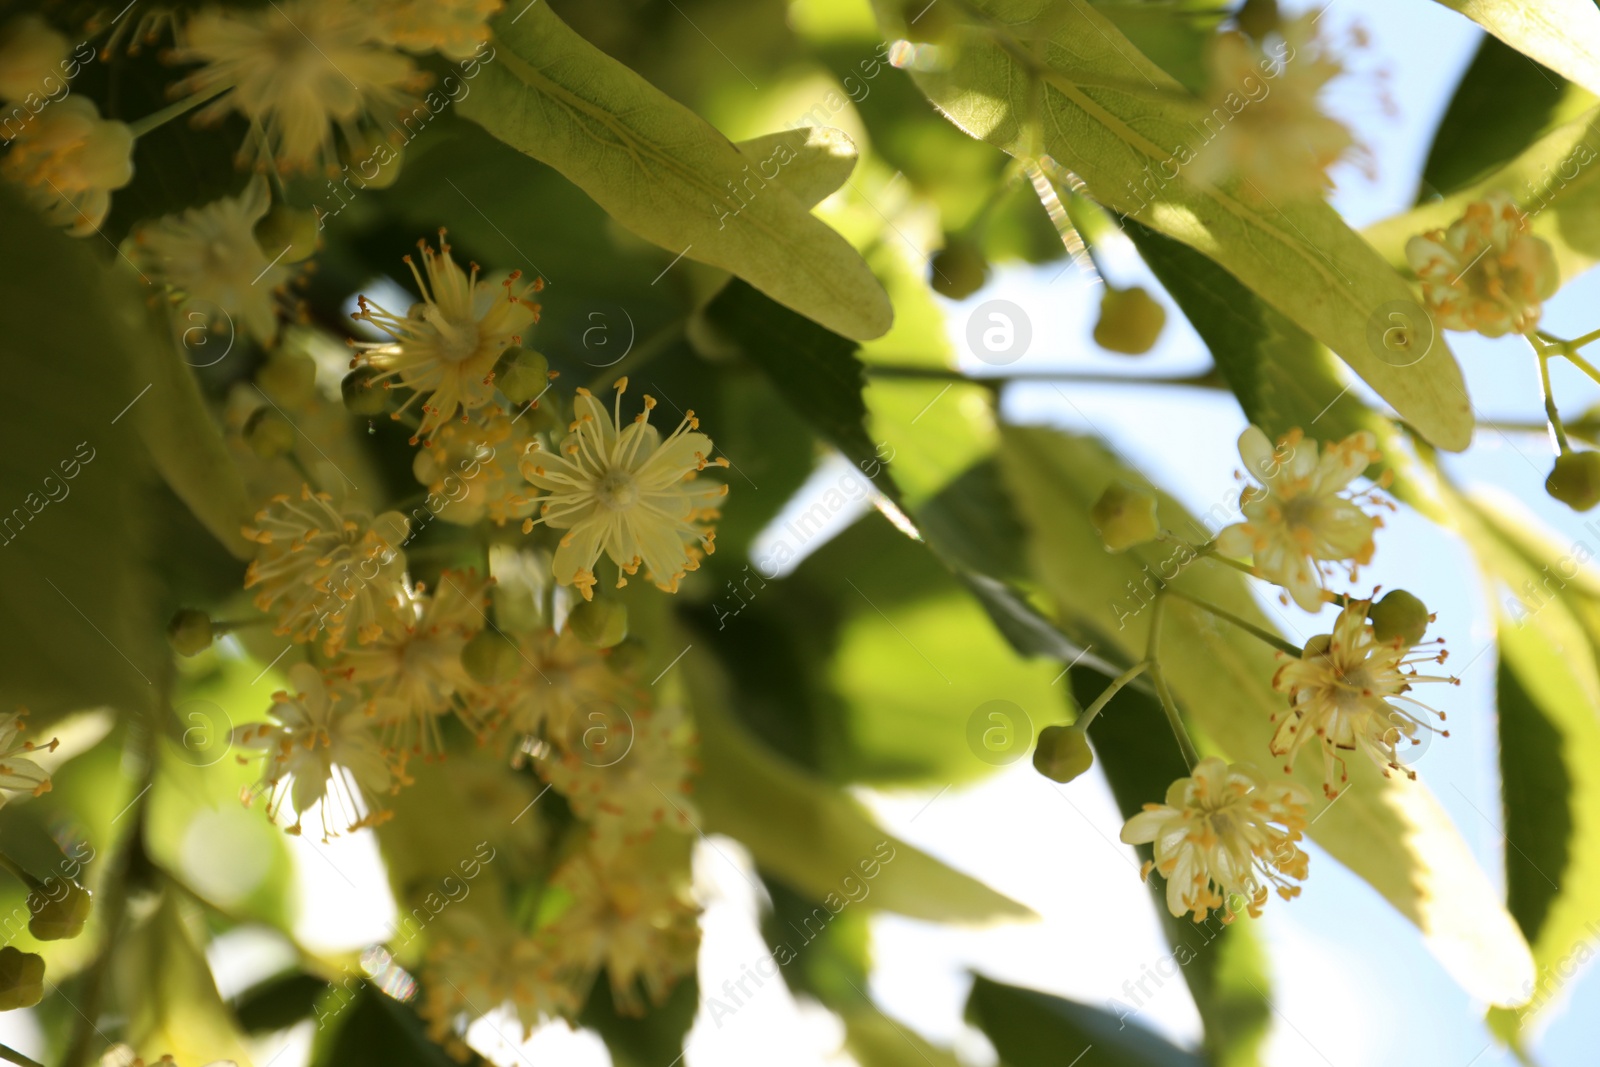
<box><xmin>1428</xmin><ymin>0</ymin><xmax>1600</xmax><ymax>100</ymax></box>
<box><xmin>872</xmin><ymin>0</ymin><xmax>1473</xmax><ymax>450</ymax></box>
<box><xmin>460</xmin><ymin>5</ymin><xmax>892</xmax><ymax>339</ymax></box>
<box><xmin>1448</xmin><ymin>491</ymin><xmax>1600</xmax><ymax>1032</ymax></box>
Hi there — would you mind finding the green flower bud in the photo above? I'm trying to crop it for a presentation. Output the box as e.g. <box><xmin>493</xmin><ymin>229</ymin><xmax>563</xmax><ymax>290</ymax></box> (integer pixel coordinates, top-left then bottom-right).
<box><xmin>254</xmin><ymin>204</ymin><xmax>319</xmax><ymax>264</ymax></box>
<box><xmin>255</xmin><ymin>349</ymin><xmax>318</xmax><ymax>406</ymax></box>
<box><xmin>27</xmin><ymin>881</ymin><xmax>91</xmax><ymax>941</ymax></box>
<box><xmin>605</xmin><ymin>636</ymin><xmax>648</xmax><ymax>675</ymax></box>
<box><xmin>243</xmin><ymin>407</ymin><xmax>296</xmax><ymax>459</ymax></box>
<box><xmin>341</xmin><ymin>141</ymin><xmax>403</xmax><ymax>189</ymax></box>
<box><xmin>461</xmin><ymin>629</ymin><xmax>521</xmax><ymax>686</ymax></box>
<box><xmin>567</xmin><ymin>599</ymin><xmax>627</xmax><ymax>649</ymax></box>
<box><xmin>166</xmin><ymin>608</ymin><xmax>214</xmax><ymax>658</ymax></box>
<box><xmin>495</xmin><ymin>346</ymin><xmax>550</xmax><ymax>405</ymax></box>
<box><xmin>1093</xmin><ymin>286</ymin><xmax>1167</xmax><ymax>355</ymax></box>
<box><xmin>0</xmin><ymin>947</ymin><xmax>44</xmax><ymax>1010</ymax></box>
<box><xmin>341</xmin><ymin>367</ymin><xmax>389</xmax><ymax>416</ymax></box>
<box><xmin>1368</xmin><ymin>590</ymin><xmax>1431</xmax><ymax>647</ymax></box>
<box><xmin>930</xmin><ymin>238</ymin><xmax>988</xmax><ymax>299</ymax></box>
<box><xmin>1545</xmin><ymin>451</ymin><xmax>1600</xmax><ymax>511</ymax></box>
<box><xmin>1033</xmin><ymin>723</ymin><xmax>1094</xmax><ymax>783</ymax></box>
<box><xmin>1090</xmin><ymin>482</ymin><xmax>1161</xmax><ymax>552</ymax></box>
<box><xmin>1237</xmin><ymin>0</ymin><xmax>1282</xmax><ymax>38</ymax></box>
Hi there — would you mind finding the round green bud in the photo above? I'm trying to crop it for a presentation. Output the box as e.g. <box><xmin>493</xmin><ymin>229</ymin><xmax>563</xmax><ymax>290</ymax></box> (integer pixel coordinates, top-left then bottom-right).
<box><xmin>1546</xmin><ymin>451</ymin><xmax>1600</xmax><ymax>511</ymax></box>
<box><xmin>341</xmin><ymin>141</ymin><xmax>404</xmax><ymax>189</ymax></box>
<box><xmin>930</xmin><ymin>238</ymin><xmax>988</xmax><ymax>299</ymax></box>
<box><xmin>1093</xmin><ymin>286</ymin><xmax>1167</xmax><ymax>355</ymax></box>
<box><xmin>1033</xmin><ymin>723</ymin><xmax>1094</xmax><ymax>783</ymax></box>
<box><xmin>461</xmin><ymin>629</ymin><xmax>521</xmax><ymax>686</ymax></box>
<box><xmin>27</xmin><ymin>881</ymin><xmax>91</xmax><ymax>941</ymax></box>
<box><xmin>243</xmin><ymin>406</ymin><xmax>296</xmax><ymax>459</ymax></box>
<box><xmin>1368</xmin><ymin>590</ymin><xmax>1431</xmax><ymax>647</ymax></box>
<box><xmin>255</xmin><ymin>350</ymin><xmax>318</xmax><ymax>406</ymax></box>
<box><xmin>567</xmin><ymin>599</ymin><xmax>627</xmax><ymax>649</ymax></box>
<box><xmin>1237</xmin><ymin>0</ymin><xmax>1282</xmax><ymax>38</ymax></box>
<box><xmin>1090</xmin><ymin>482</ymin><xmax>1161</xmax><ymax>552</ymax></box>
<box><xmin>341</xmin><ymin>367</ymin><xmax>389</xmax><ymax>416</ymax></box>
<box><xmin>166</xmin><ymin>608</ymin><xmax>214</xmax><ymax>658</ymax></box>
<box><xmin>254</xmin><ymin>204</ymin><xmax>319</xmax><ymax>264</ymax></box>
<box><xmin>0</xmin><ymin>948</ymin><xmax>44</xmax><ymax>1010</ymax></box>
<box><xmin>496</xmin><ymin>346</ymin><xmax>550</xmax><ymax>405</ymax></box>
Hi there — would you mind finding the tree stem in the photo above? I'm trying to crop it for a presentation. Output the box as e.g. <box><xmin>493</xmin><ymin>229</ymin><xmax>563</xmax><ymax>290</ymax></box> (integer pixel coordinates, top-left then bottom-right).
<box><xmin>1164</xmin><ymin>587</ymin><xmax>1304</xmax><ymax>657</ymax></box>
<box><xmin>1075</xmin><ymin>661</ymin><xmax>1150</xmax><ymax>730</ymax></box>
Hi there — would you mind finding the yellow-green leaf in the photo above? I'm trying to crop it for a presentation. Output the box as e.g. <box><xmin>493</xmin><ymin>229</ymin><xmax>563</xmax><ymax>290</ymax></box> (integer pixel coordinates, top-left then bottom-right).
<box><xmin>874</xmin><ymin>0</ymin><xmax>1472</xmax><ymax>450</ymax></box>
<box><xmin>1430</xmin><ymin>0</ymin><xmax>1600</xmax><ymax>100</ymax></box>
<box><xmin>1448</xmin><ymin>491</ymin><xmax>1600</xmax><ymax>1032</ymax></box>
<box><xmin>685</xmin><ymin>647</ymin><xmax>1034</xmax><ymax>924</ymax></box>
<box><xmin>735</xmin><ymin>126</ymin><xmax>860</xmax><ymax>209</ymax></box>
<box><xmin>461</xmin><ymin>6</ymin><xmax>892</xmax><ymax>339</ymax></box>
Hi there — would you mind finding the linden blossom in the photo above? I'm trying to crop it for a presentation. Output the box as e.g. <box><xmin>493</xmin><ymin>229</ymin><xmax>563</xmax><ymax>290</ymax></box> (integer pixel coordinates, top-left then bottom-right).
<box><xmin>314</xmin><ymin>43</ymin><xmax>498</xmax><ymax>230</ymax></box>
<box><xmin>0</xmin><ymin>35</ymin><xmax>97</xmax><ymax>145</ymax></box>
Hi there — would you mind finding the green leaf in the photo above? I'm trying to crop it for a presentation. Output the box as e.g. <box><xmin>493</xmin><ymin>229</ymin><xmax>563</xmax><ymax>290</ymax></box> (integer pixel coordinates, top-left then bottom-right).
<box><xmin>125</xmin><ymin>302</ymin><xmax>254</xmax><ymax>560</ymax></box>
<box><xmin>684</xmin><ymin>642</ymin><xmax>1034</xmax><ymax>923</ymax></box>
<box><xmin>1446</xmin><ymin>492</ymin><xmax>1600</xmax><ymax>1031</ymax></box>
<box><xmin>1429</xmin><ymin>0</ymin><xmax>1600</xmax><ymax>100</ymax></box>
<box><xmin>873</xmin><ymin>0</ymin><xmax>1473</xmax><ymax>450</ymax></box>
<box><xmin>115</xmin><ymin>891</ymin><xmax>253</xmax><ymax>1064</ymax></box>
<box><xmin>460</xmin><ymin>6</ymin><xmax>892</xmax><ymax>339</ymax></box>
<box><xmin>966</xmin><ymin>975</ymin><xmax>1203</xmax><ymax>1067</ymax></box>
<box><xmin>1364</xmin><ymin>105</ymin><xmax>1600</xmax><ymax>286</ymax></box>
<box><xmin>0</xmin><ymin>190</ymin><xmax>163</xmax><ymax>717</ymax></box>
<box><xmin>1419</xmin><ymin>35</ymin><xmax>1592</xmax><ymax>200</ymax></box>
<box><xmin>844</xmin><ymin>1008</ymin><xmax>964</xmax><ymax>1067</ymax></box>
<box><xmin>735</xmin><ymin>127</ymin><xmax>861</xmax><ymax>209</ymax></box>
<box><xmin>312</xmin><ymin>985</ymin><xmax>464</xmax><ymax>1067</ymax></box>
<box><xmin>997</xmin><ymin>425</ymin><xmax>1534</xmax><ymax>1006</ymax></box>
<box><xmin>1121</xmin><ymin>217</ymin><xmax>1439</xmax><ymax>517</ymax></box>
<box><xmin>1078</xmin><ymin>671</ymin><xmax>1271</xmax><ymax>1067</ymax></box>
<box><xmin>705</xmin><ymin>279</ymin><xmax>903</xmax><ymax>502</ymax></box>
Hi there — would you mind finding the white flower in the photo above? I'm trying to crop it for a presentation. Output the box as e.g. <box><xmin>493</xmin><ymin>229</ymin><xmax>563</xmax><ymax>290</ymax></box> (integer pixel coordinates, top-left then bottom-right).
<box><xmin>1271</xmin><ymin>600</ymin><xmax>1453</xmax><ymax>797</ymax></box>
<box><xmin>1192</xmin><ymin>15</ymin><xmax>1359</xmax><ymax>201</ymax></box>
<box><xmin>1406</xmin><ymin>191</ymin><xmax>1559</xmax><ymax>338</ymax></box>
<box><xmin>350</xmin><ymin>232</ymin><xmax>541</xmax><ymax>441</ymax></box>
<box><xmin>419</xmin><ymin>913</ymin><xmax>576</xmax><ymax>1054</ymax></box>
<box><xmin>242</xmin><ymin>485</ymin><xmax>410</xmax><ymax>654</ymax></box>
<box><xmin>0</xmin><ymin>710</ymin><xmax>57</xmax><ymax>800</ymax></box>
<box><xmin>520</xmin><ymin>379</ymin><xmax>727</xmax><ymax>600</ymax></box>
<box><xmin>0</xmin><ymin>96</ymin><xmax>133</xmax><ymax>235</ymax></box>
<box><xmin>1217</xmin><ymin>426</ymin><xmax>1384</xmax><ymax>612</ymax></box>
<box><xmin>233</xmin><ymin>663</ymin><xmax>395</xmax><ymax>837</ymax></box>
<box><xmin>1120</xmin><ymin>757</ymin><xmax>1310</xmax><ymax>923</ymax></box>
<box><xmin>336</xmin><ymin>569</ymin><xmax>491</xmax><ymax>766</ymax></box>
<box><xmin>364</xmin><ymin>0</ymin><xmax>503</xmax><ymax>60</ymax></box>
<box><xmin>539</xmin><ymin>704</ymin><xmax>697</xmax><ymax>858</ymax></box>
<box><xmin>0</xmin><ymin>16</ymin><xmax>69</xmax><ymax>103</ymax></box>
<box><xmin>546</xmin><ymin>835</ymin><xmax>700</xmax><ymax>1014</ymax></box>
<box><xmin>170</xmin><ymin>1</ymin><xmax>420</xmax><ymax>173</ymax></box>
<box><xmin>461</xmin><ymin>626</ymin><xmax>636</xmax><ymax>757</ymax></box>
<box><xmin>412</xmin><ymin>410</ymin><xmax>538</xmax><ymax>526</ymax></box>
<box><xmin>128</xmin><ymin>177</ymin><xmax>289</xmax><ymax>343</ymax></box>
